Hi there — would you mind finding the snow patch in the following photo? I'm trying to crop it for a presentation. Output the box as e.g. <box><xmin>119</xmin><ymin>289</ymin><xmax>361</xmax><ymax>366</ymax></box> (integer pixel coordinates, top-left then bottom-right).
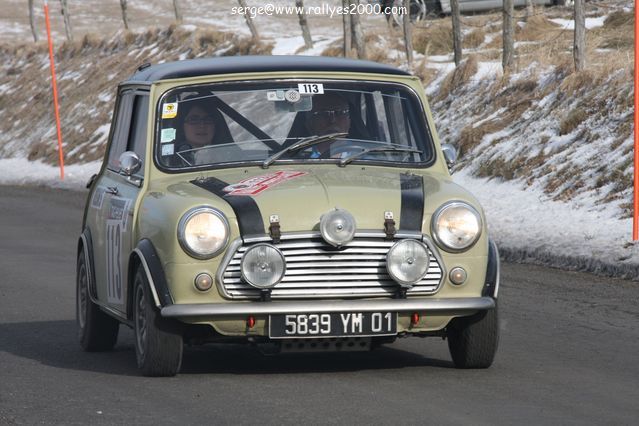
<box><xmin>0</xmin><ymin>158</ymin><xmax>100</xmax><ymax>190</ymax></box>
<box><xmin>549</xmin><ymin>17</ymin><xmax>607</xmax><ymax>30</ymax></box>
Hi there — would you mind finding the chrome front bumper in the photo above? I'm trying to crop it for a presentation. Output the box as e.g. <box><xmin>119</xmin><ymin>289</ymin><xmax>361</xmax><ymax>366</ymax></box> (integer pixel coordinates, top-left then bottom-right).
<box><xmin>161</xmin><ymin>297</ymin><xmax>495</xmax><ymax>318</ymax></box>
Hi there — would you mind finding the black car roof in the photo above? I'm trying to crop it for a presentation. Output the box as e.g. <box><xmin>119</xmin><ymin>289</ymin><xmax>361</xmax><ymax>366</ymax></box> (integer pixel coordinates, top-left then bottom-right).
<box><xmin>127</xmin><ymin>55</ymin><xmax>411</xmax><ymax>83</ymax></box>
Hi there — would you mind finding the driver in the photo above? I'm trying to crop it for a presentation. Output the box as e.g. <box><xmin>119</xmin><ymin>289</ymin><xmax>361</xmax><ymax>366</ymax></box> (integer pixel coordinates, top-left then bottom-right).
<box><xmin>304</xmin><ymin>93</ymin><xmax>352</xmax><ymax>158</ymax></box>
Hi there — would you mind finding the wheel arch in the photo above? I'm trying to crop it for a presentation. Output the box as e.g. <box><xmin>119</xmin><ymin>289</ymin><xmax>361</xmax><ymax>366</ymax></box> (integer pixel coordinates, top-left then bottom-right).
<box><xmin>482</xmin><ymin>239</ymin><xmax>500</xmax><ymax>299</ymax></box>
<box><xmin>78</xmin><ymin>228</ymin><xmax>98</xmax><ymax>300</ymax></box>
<box><xmin>127</xmin><ymin>239</ymin><xmax>174</xmax><ymax>321</ymax></box>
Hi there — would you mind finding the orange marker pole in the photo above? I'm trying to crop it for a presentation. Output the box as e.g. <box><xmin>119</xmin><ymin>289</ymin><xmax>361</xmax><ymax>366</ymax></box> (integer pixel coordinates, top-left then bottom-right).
<box><xmin>634</xmin><ymin>0</ymin><xmax>639</xmax><ymax>239</ymax></box>
<box><xmin>44</xmin><ymin>0</ymin><xmax>65</xmax><ymax>180</ymax></box>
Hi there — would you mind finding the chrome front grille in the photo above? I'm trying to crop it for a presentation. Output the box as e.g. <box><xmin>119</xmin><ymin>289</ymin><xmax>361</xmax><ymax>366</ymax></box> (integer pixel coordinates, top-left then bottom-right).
<box><xmin>218</xmin><ymin>233</ymin><xmax>444</xmax><ymax>300</ymax></box>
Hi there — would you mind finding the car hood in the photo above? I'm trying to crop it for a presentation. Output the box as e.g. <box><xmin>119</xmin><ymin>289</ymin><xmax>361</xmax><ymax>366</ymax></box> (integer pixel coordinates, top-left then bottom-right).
<box><xmin>157</xmin><ymin>166</ymin><xmax>479</xmax><ymax>234</ymax></box>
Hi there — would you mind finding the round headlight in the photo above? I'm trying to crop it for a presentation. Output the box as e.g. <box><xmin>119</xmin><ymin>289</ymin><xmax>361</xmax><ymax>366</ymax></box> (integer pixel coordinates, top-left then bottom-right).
<box><xmin>178</xmin><ymin>207</ymin><xmax>229</xmax><ymax>259</ymax></box>
<box><xmin>241</xmin><ymin>244</ymin><xmax>286</xmax><ymax>289</ymax></box>
<box><xmin>320</xmin><ymin>208</ymin><xmax>356</xmax><ymax>247</ymax></box>
<box><xmin>386</xmin><ymin>239</ymin><xmax>431</xmax><ymax>288</ymax></box>
<box><xmin>431</xmin><ymin>202</ymin><xmax>482</xmax><ymax>252</ymax></box>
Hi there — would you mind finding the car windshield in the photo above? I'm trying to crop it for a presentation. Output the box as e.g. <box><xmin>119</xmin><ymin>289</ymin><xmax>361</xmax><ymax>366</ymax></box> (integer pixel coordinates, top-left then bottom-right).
<box><xmin>155</xmin><ymin>80</ymin><xmax>434</xmax><ymax>170</ymax></box>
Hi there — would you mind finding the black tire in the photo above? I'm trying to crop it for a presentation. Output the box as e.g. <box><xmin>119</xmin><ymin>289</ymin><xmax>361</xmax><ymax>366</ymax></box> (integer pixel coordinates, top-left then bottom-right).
<box><xmin>133</xmin><ymin>266</ymin><xmax>183</xmax><ymax>377</ymax></box>
<box><xmin>447</xmin><ymin>305</ymin><xmax>499</xmax><ymax>369</ymax></box>
<box><xmin>76</xmin><ymin>250</ymin><xmax>119</xmax><ymax>351</ymax></box>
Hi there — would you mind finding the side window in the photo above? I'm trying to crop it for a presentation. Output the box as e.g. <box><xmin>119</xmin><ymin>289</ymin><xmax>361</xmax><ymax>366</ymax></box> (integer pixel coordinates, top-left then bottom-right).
<box><xmin>127</xmin><ymin>94</ymin><xmax>149</xmax><ymax>173</ymax></box>
<box><xmin>385</xmin><ymin>93</ymin><xmax>412</xmax><ymax>148</ymax></box>
<box><xmin>107</xmin><ymin>92</ymin><xmax>134</xmax><ymax>171</ymax></box>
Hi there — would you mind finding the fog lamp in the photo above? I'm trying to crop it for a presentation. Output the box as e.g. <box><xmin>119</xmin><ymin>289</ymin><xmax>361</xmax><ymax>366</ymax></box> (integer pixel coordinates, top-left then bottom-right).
<box><xmin>386</xmin><ymin>239</ymin><xmax>430</xmax><ymax>288</ymax></box>
<box><xmin>241</xmin><ymin>244</ymin><xmax>286</xmax><ymax>289</ymax></box>
<box><xmin>320</xmin><ymin>208</ymin><xmax>356</xmax><ymax>247</ymax></box>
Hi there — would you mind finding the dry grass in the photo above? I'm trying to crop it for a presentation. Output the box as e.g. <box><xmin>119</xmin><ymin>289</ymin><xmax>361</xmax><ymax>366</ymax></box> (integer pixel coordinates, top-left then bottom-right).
<box><xmin>559</xmin><ymin>107</ymin><xmax>588</xmax><ymax>135</ymax></box>
<box><xmin>486</xmin><ymin>33</ymin><xmax>502</xmax><ymax>50</ymax></box>
<box><xmin>412</xmin><ymin>21</ymin><xmax>453</xmax><ymax>55</ymax></box>
<box><xmin>476</xmin><ymin>157</ymin><xmax>517</xmax><ymax>180</ymax></box>
<box><xmin>413</xmin><ymin>58</ymin><xmax>439</xmax><ymax>85</ymax></box>
<box><xmin>488</xmin><ymin>78</ymin><xmax>538</xmax><ymax>115</ymax></box>
<box><xmin>437</xmin><ymin>55</ymin><xmax>478</xmax><ymax>100</ymax></box>
<box><xmin>191</xmin><ymin>29</ymin><xmax>230</xmax><ymax>54</ymax></box>
<box><xmin>464</xmin><ymin>28</ymin><xmax>486</xmax><ymax>49</ymax></box>
<box><xmin>320</xmin><ymin>42</ymin><xmax>343</xmax><ymax>57</ymax></box>
<box><xmin>595</xmin><ymin>11</ymin><xmax>633</xmax><ymax>50</ymax></box>
<box><xmin>476</xmin><ymin>151</ymin><xmax>549</xmax><ymax>183</ymax></box>
<box><xmin>457</xmin><ymin>117</ymin><xmax>505</xmax><ymax>157</ymax></box>
<box><xmin>366</xmin><ymin>45</ymin><xmax>392</xmax><ymax>63</ymax></box>
<box><xmin>515</xmin><ymin>15</ymin><xmax>562</xmax><ymax>42</ymax></box>
<box><xmin>320</xmin><ymin>31</ymin><xmax>389</xmax><ymax>61</ymax></box>
<box><xmin>0</xmin><ymin>25</ymin><xmax>278</xmax><ymax>165</ymax></box>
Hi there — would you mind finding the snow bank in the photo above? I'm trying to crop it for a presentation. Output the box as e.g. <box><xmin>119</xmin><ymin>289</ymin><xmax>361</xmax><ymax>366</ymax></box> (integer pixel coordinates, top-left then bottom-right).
<box><xmin>0</xmin><ymin>158</ymin><xmax>100</xmax><ymax>190</ymax></box>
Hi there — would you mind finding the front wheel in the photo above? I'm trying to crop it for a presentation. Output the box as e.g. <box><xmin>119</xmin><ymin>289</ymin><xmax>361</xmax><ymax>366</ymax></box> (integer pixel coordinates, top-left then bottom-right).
<box><xmin>447</xmin><ymin>304</ymin><xmax>499</xmax><ymax>369</ymax></box>
<box><xmin>77</xmin><ymin>250</ymin><xmax>119</xmax><ymax>351</ymax></box>
<box><xmin>133</xmin><ymin>266</ymin><xmax>183</xmax><ymax>377</ymax></box>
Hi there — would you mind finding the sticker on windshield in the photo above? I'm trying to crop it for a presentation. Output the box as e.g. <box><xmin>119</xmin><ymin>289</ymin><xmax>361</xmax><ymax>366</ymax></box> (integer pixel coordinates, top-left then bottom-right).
<box><xmin>298</xmin><ymin>83</ymin><xmax>324</xmax><ymax>94</ymax></box>
<box><xmin>223</xmin><ymin>171</ymin><xmax>307</xmax><ymax>196</ymax></box>
<box><xmin>161</xmin><ymin>144</ymin><xmax>175</xmax><ymax>156</ymax></box>
<box><xmin>161</xmin><ymin>128</ymin><xmax>176</xmax><ymax>143</ymax></box>
<box><xmin>162</xmin><ymin>102</ymin><xmax>178</xmax><ymax>119</ymax></box>
<box><xmin>267</xmin><ymin>90</ymin><xmax>285</xmax><ymax>101</ymax></box>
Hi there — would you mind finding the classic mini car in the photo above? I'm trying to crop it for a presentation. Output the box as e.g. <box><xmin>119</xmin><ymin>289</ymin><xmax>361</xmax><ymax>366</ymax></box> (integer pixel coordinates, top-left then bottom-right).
<box><xmin>77</xmin><ymin>55</ymin><xmax>500</xmax><ymax>376</ymax></box>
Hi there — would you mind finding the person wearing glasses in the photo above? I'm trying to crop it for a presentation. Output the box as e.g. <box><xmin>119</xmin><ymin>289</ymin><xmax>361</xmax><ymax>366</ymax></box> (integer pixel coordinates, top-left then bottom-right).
<box><xmin>172</xmin><ymin>100</ymin><xmax>220</xmax><ymax>166</ymax></box>
<box><xmin>304</xmin><ymin>93</ymin><xmax>353</xmax><ymax>159</ymax></box>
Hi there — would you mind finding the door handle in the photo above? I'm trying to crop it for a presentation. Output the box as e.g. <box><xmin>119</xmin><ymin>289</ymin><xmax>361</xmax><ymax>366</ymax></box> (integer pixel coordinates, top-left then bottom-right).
<box><xmin>106</xmin><ymin>186</ymin><xmax>119</xmax><ymax>195</ymax></box>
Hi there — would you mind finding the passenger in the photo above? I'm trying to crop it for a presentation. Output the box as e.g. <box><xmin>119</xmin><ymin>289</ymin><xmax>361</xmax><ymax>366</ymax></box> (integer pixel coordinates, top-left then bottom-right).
<box><xmin>174</xmin><ymin>100</ymin><xmax>219</xmax><ymax>165</ymax></box>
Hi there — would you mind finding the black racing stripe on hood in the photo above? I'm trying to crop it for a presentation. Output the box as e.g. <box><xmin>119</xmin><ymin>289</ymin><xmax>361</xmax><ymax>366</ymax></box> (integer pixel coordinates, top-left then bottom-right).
<box><xmin>191</xmin><ymin>177</ymin><xmax>265</xmax><ymax>236</ymax></box>
<box><xmin>399</xmin><ymin>173</ymin><xmax>424</xmax><ymax>231</ymax></box>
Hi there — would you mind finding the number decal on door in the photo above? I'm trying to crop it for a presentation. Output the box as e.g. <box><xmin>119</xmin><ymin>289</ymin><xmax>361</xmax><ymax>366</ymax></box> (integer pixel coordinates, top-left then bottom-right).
<box><xmin>105</xmin><ymin>198</ymin><xmax>130</xmax><ymax>304</ymax></box>
<box><xmin>106</xmin><ymin>221</ymin><xmax>122</xmax><ymax>303</ymax></box>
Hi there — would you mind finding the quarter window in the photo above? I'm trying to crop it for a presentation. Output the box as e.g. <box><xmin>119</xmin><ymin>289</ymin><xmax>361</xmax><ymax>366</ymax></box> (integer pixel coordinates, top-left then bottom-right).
<box><xmin>107</xmin><ymin>91</ymin><xmax>133</xmax><ymax>172</ymax></box>
<box><xmin>127</xmin><ymin>95</ymin><xmax>149</xmax><ymax>173</ymax></box>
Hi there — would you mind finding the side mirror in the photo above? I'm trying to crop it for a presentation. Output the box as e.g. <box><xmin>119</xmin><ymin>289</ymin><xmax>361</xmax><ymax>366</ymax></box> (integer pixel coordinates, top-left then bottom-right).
<box><xmin>441</xmin><ymin>144</ymin><xmax>457</xmax><ymax>171</ymax></box>
<box><xmin>118</xmin><ymin>151</ymin><xmax>142</xmax><ymax>177</ymax></box>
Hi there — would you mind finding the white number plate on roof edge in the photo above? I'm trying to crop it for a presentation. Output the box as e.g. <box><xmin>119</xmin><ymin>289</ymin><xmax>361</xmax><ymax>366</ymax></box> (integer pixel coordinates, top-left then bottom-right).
<box><xmin>298</xmin><ymin>83</ymin><xmax>324</xmax><ymax>94</ymax></box>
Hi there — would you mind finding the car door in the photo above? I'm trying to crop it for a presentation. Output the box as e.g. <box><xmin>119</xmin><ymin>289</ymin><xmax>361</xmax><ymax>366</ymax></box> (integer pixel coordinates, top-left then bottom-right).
<box><xmin>92</xmin><ymin>88</ymin><xmax>149</xmax><ymax>316</ymax></box>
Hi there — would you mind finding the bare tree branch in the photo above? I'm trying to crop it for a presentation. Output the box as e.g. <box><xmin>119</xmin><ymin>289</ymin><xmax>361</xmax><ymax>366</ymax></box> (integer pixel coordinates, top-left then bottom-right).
<box><xmin>402</xmin><ymin>0</ymin><xmax>413</xmax><ymax>67</ymax></box>
<box><xmin>59</xmin><ymin>0</ymin><xmax>73</xmax><ymax>42</ymax></box>
<box><xmin>342</xmin><ymin>0</ymin><xmax>352</xmax><ymax>57</ymax></box>
<box><xmin>119</xmin><ymin>0</ymin><xmax>129</xmax><ymax>30</ymax></box>
<box><xmin>502</xmin><ymin>0</ymin><xmax>514</xmax><ymax>72</ymax></box>
<box><xmin>296</xmin><ymin>0</ymin><xmax>313</xmax><ymax>49</ymax></box>
<box><xmin>173</xmin><ymin>0</ymin><xmax>183</xmax><ymax>24</ymax></box>
<box><xmin>451</xmin><ymin>0</ymin><xmax>462</xmax><ymax>67</ymax></box>
<box><xmin>28</xmin><ymin>0</ymin><xmax>38</xmax><ymax>42</ymax></box>
<box><xmin>350</xmin><ymin>0</ymin><xmax>366</xmax><ymax>59</ymax></box>
<box><xmin>237</xmin><ymin>0</ymin><xmax>259</xmax><ymax>40</ymax></box>
<box><xmin>574</xmin><ymin>0</ymin><xmax>586</xmax><ymax>71</ymax></box>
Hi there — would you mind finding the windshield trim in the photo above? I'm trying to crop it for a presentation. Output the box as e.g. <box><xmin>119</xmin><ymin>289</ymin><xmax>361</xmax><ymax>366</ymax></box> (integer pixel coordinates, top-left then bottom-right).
<box><xmin>152</xmin><ymin>78</ymin><xmax>437</xmax><ymax>174</ymax></box>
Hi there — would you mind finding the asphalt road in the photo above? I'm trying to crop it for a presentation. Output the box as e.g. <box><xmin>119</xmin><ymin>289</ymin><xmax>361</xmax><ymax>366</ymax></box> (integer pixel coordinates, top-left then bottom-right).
<box><xmin>1</xmin><ymin>185</ymin><xmax>638</xmax><ymax>425</ymax></box>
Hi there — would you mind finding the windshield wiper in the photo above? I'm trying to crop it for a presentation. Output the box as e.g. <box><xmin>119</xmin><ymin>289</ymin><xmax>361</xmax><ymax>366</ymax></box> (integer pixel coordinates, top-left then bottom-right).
<box><xmin>338</xmin><ymin>146</ymin><xmax>422</xmax><ymax>167</ymax></box>
<box><xmin>262</xmin><ymin>132</ymin><xmax>348</xmax><ymax>168</ymax></box>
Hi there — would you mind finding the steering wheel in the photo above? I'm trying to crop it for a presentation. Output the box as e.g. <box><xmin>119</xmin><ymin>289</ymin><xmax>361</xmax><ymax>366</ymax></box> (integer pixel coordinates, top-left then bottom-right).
<box><xmin>328</xmin><ymin>144</ymin><xmax>367</xmax><ymax>159</ymax></box>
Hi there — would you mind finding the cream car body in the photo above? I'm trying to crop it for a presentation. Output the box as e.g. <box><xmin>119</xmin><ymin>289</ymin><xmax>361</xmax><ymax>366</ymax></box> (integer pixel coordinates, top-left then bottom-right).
<box><xmin>77</xmin><ymin>56</ymin><xmax>499</xmax><ymax>376</ymax></box>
